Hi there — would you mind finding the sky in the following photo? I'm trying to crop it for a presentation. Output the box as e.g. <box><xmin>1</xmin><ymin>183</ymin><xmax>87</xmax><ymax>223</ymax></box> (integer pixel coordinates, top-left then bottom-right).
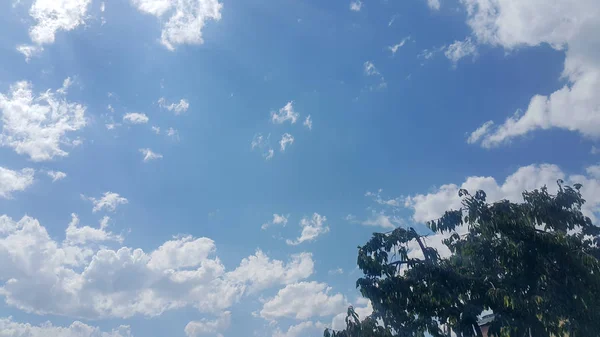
<box><xmin>0</xmin><ymin>0</ymin><xmax>599</xmax><ymax>336</ymax></box>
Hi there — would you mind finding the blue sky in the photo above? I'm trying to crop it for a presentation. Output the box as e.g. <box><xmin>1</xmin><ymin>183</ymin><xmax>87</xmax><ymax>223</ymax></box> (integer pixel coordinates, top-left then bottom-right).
<box><xmin>1</xmin><ymin>0</ymin><xmax>600</xmax><ymax>336</ymax></box>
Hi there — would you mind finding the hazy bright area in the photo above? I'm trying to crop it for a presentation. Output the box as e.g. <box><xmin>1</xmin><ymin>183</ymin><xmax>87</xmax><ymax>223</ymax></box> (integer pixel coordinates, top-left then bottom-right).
<box><xmin>0</xmin><ymin>0</ymin><xmax>599</xmax><ymax>336</ymax></box>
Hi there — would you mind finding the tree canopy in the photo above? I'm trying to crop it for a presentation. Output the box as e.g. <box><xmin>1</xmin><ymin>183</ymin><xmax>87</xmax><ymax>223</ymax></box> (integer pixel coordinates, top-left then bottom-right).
<box><xmin>325</xmin><ymin>182</ymin><xmax>600</xmax><ymax>337</ymax></box>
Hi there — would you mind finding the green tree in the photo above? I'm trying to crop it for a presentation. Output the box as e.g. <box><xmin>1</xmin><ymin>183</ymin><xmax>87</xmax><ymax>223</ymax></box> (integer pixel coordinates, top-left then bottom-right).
<box><xmin>325</xmin><ymin>183</ymin><xmax>600</xmax><ymax>337</ymax></box>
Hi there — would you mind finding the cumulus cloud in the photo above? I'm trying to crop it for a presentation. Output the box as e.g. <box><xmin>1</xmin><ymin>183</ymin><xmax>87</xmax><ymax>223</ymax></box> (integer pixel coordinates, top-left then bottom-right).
<box><xmin>463</xmin><ymin>0</ymin><xmax>600</xmax><ymax>147</ymax></box>
<box><xmin>139</xmin><ymin>148</ymin><xmax>163</xmax><ymax>162</ymax></box>
<box><xmin>65</xmin><ymin>214</ymin><xmax>123</xmax><ymax>245</ymax></box>
<box><xmin>286</xmin><ymin>213</ymin><xmax>330</xmax><ymax>246</ymax></box>
<box><xmin>46</xmin><ymin>170</ymin><xmax>67</xmax><ymax>182</ymax></box>
<box><xmin>403</xmin><ymin>163</ymin><xmax>600</xmax><ymax>257</ymax></box>
<box><xmin>279</xmin><ymin>133</ymin><xmax>294</xmax><ymax>152</ymax></box>
<box><xmin>271</xmin><ymin>102</ymin><xmax>299</xmax><ymax>124</ymax></box>
<box><xmin>260</xmin><ymin>281</ymin><xmax>347</xmax><ymax>320</ymax></box>
<box><xmin>132</xmin><ymin>0</ymin><xmax>223</xmax><ymax>50</ymax></box>
<box><xmin>262</xmin><ymin>214</ymin><xmax>289</xmax><ymax>230</ymax></box>
<box><xmin>444</xmin><ymin>37</ymin><xmax>477</xmax><ymax>64</ymax></box>
<box><xmin>273</xmin><ymin>321</ymin><xmax>327</xmax><ymax>337</ymax></box>
<box><xmin>123</xmin><ymin>113</ymin><xmax>149</xmax><ymax>124</ymax></box>
<box><xmin>0</xmin><ymin>79</ymin><xmax>86</xmax><ymax>161</ymax></box>
<box><xmin>185</xmin><ymin>311</ymin><xmax>230</xmax><ymax>337</ymax></box>
<box><xmin>16</xmin><ymin>0</ymin><xmax>91</xmax><ymax>59</ymax></box>
<box><xmin>84</xmin><ymin>192</ymin><xmax>129</xmax><ymax>213</ymax></box>
<box><xmin>158</xmin><ymin>97</ymin><xmax>189</xmax><ymax>115</ymax></box>
<box><xmin>0</xmin><ymin>317</ymin><xmax>131</xmax><ymax>337</ymax></box>
<box><xmin>226</xmin><ymin>251</ymin><xmax>314</xmax><ymax>294</ymax></box>
<box><xmin>0</xmin><ymin>214</ymin><xmax>314</xmax><ymax>319</ymax></box>
<box><xmin>0</xmin><ymin>167</ymin><xmax>35</xmax><ymax>199</ymax></box>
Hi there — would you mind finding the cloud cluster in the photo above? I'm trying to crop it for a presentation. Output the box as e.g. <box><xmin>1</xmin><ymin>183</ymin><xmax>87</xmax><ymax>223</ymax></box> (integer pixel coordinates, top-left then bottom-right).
<box><xmin>286</xmin><ymin>213</ymin><xmax>330</xmax><ymax>246</ymax></box>
<box><xmin>260</xmin><ymin>281</ymin><xmax>347</xmax><ymax>320</ymax></box>
<box><xmin>0</xmin><ymin>167</ymin><xmax>35</xmax><ymax>199</ymax></box>
<box><xmin>185</xmin><ymin>311</ymin><xmax>231</xmax><ymax>337</ymax></box>
<box><xmin>0</xmin><ymin>215</ymin><xmax>315</xmax><ymax>320</ymax></box>
<box><xmin>0</xmin><ymin>317</ymin><xmax>131</xmax><ymax>337</ymax></box>
<box><xmin>84</xmin><ymin>192</ymin><xmax>129</xmax><ymax>213</ymax></box>
<box><xmin>158</xmin><ymin>97</ymin><xmax>190</xmax><ymax>115</ymax></box>
<box><xmin>132</xmin><ymin>0</ymin><xmax>223</xmax><ymax>50</ymax></box>
<box><xmin>17</xmin><ymin>0</ymin><xmax>91</xmax><ymax>60</ymax></box>
<box><xmin>403</xmin><ymin>163</ymin><xmax>600</xmax><ymax>257</ymax></box>
<box><xmin>0</xmin><ymin>79</ymin><xmax>86</xmax><ymax>162</ymax></box>
<box><xmin>464</xmin><ymin>0</ymin><xmax>600</xmax><ymax>147</ymax></box>
<box><xmin>123</xmin><ymin>113</ymin><xmax>149</xmax><ymax>124</ymax></box>
<box><xmin>262</xmin><ymin>214</ymin><xmax>289</xmax><ymax>230</ymax></box>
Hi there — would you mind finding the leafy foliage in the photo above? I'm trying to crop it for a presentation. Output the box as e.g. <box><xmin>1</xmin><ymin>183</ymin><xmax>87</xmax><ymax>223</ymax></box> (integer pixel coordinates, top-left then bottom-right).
<box><xmin>325</xmin><ymin>183</ymin><xmax>600</xmax><ymax>337</ymax></box>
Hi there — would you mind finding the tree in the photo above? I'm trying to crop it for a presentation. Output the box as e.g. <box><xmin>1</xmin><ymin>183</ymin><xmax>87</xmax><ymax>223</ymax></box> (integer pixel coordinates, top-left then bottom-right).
<box><xmin>325</xmin><ymin>183</ymin><xmax>600</xmax><ymax>337</ymax></box>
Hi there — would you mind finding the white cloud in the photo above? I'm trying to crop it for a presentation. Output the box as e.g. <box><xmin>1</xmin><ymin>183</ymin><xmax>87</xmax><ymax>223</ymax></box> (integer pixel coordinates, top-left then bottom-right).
<box><xmin>16</xmin><ymin>44</ymin><xmax>43</xmax><ymax>62</ymax></box>
<box><xmin>139</xmin><ymin>148</ymin><xmax>163</xmax><ymax>162</ymax></box>
<box><xmin>364</xmin><ymin>61</ymin><xmax>380</xmax><ymax>76</ymax></box>
<box><xmin>123</xmin><ymin>113</ymin><xmax>149</xmax><ymax>124</ymax></box>
<box><xmin>152</xmin><ymin>126</ymin><xmax>161</xmax><ymax>134</ymax></box>
<box><xmin>361</xmin><ymin>213</ymin><xmax>397</xmax><ymax>229</ymax></box>
<box><xmin>388</xmin><ymin>36</ymin><xmax>411</xmax><ymax>55</ymax></box>
<box><xmin>286</xmin><ymin>213</ymin><xmax>330</xmax><ymax>246</ymax></box>
<box><xmin>17</xmin><ymin>0</ymin><xmax>91</xmax><ymax>60</ymax></box>
<box><xmin>444</xmin><ymin>37</ymin><xmax>477</xmax><ymax>64</ymax></box>
<box><xmin>226</xmin><ymin>250</ymin><xmax>314</xmax><ymax>294</ymax></box>
<box><xmin>328</xmin><ymin>268</ymin><xmax>343</xmax><ymax>275</ymax></box>
<box><xmin>251</xmin><ymin>133</ymin><xmax>274</xmax><ymax>160</ymax></box>
<box><xmin>273</xmin><ymin>321</ymin><xmax>327</xmax><ymax>337</ymax></box>
<box><xmin>279</xmin><ymin>133</ymin><xmax>294</xmax><ymax>152</ymax></box>
<box><xmin>132</xmin><ymin>0</ymin><xmax>222</xmax><ymax>50</ymax></box>
<box><xmin>260</xmin><ymin>281</ymin><xmax>347</xmax><ymax>320</ymax></box>
<box><xmin>0</xmin><ymin>317</ymin><xmax>131</xmax><ymax>337</ymax></box>
<box><xmin>403</xmin><ymin>163</ymin><xmax>600</xmax><ymax>258</ymax></box>
<box><xmin>47</xmin><ymin>170</ymin><xmax>67</xmax><ymax>182</ymax></box>
<box><xmin>463</xmin><ymin>0</ymin><xmax>600</xmax><ymax>147</ymax></box>
<box><xmin>65</xmin><ymin>214</ymin><xmax>123</xmax><ymax>245</ymax></box>
<box><xmin>262</xmin><ymin>214</ymin><xmax>289</xmax><ymax>230</ymax></box>
<box><xmin>271</xmin><ymin>102</ymin><xmax>299</xmax><ymax>124</ymax></box>
<box><xmin>148</xmin><ymin>236</ymin><xmax>216</xmax><ymax>270</ymax></box>
<box><xmin>158</xmin><ymin>97</ymin><xmax>189</xmax><ymax>115</ymax></box>
<box><xmin>185</xmin><ymin>311</ymin><xmax>230</xmax><ymax>337</ymax></box>
<box><xmin>365</xmin><ymin>189</ymin><xmax>401</xmax><ymax>207</ymax></box>
<box><xmin>467</xmin><ymin>120</ymin><xmax>494</xmax><ymax>144</ymax></box>
<box><xmin>0</xmin><ymin>214</ymin><xmax>315</xmax><ymax>319</ymax></box>
<box><xmin>85</xmin><ymin>192</ymin><xmax>129</xmax><ymax>213</ymax></box>
<box><xmin>303</xmin><ymin>115</ymin><xmax>313</xmax><ymax>130</ymax></box>
<box><xmin>427</xmin><ymin>0</ymin><xmax>440</xmax><ymax>10</ymax></box>
<box><xmin>586</xmin><ymin>164</ymin><xmax>600</xmax><ymax>179</ymax></box>
<box><xmin>265</xmin><ymin>148</ymin><xmax>274</xmax><ymax>160</ymax></box>
<box><xmin>166</xmin><ymin>127</ymin><xmax>179</xmax><ymax>139</ymax></box>
<box><xmin>0</xmin><ymin>167</ymin><xmax>34</xmax><ymax>199</ymax></box>
<box><xmin>363</xmin><ymin>61</ymin><xmax>387</xmax><ymax>89</ymax></box>
<box><xmin>349</xmin><ymin>0</ymin><xmax>362</xmax><ymax>12</ymax></box>
<box><xmin>331</xmin><ymin>298</ymin><xmax>373</xmax><ymax>330</ymax></box>
<box><xmin>0</xmin><ymin>79</ymin><xmax>86</xmax><ymax>161</ymax></box>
